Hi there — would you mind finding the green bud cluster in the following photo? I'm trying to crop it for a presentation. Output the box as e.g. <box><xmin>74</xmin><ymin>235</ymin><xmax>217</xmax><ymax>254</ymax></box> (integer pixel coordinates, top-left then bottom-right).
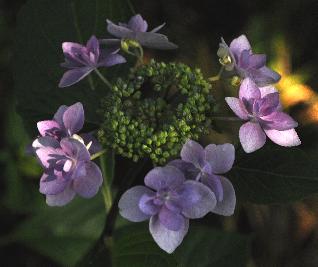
<box><xmin>98</xmin><ymin>60</ymin><xmax>215</xmax><ymax>164</ymax></box>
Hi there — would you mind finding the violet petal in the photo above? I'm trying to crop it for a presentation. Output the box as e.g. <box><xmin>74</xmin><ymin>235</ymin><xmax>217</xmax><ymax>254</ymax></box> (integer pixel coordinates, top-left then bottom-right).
<box><xmin>239</xmin><ymin>121</ymin><xmax>266</xmax><ymax>153</ymax></box>
<box><xmin>59</xmin><ymin>67</ymin><xmax>93</xmax><ymax>88</ymax></box>
<box><xmin>264</xmin><ymin>128</ymin><xmax>301</xmax><ymax>147</ymax></box>
<box><xmin>62</xmin><ymin>102</ymin><xmax>84</xmax><ymax>135</ymax></box>
<box><xmin>46</xmin><ymin>182</ymin><xmax>76</xmax><ymax>206</ymax></box>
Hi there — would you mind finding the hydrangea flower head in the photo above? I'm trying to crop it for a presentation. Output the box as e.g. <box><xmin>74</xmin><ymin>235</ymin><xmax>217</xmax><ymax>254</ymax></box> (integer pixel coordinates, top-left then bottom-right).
<box><xmin>217</xmin><ymin>35</ymin><xmax>281</xmax><ymax>86</ymax></box>
<box><xmin>169</xmin><ymin>140</ymin><xmax>236</xmax><ymax>216</ymax></box>
<box><xmin>103</xmin><ymin>14</ymin><xmax>178</xmax><ymax>50</ymax></box>
<box><xmin>225</xmin><ymin>78</ymin><xmax>301</xmax><ymax>153</ymax></box>
<box><xmin>36</xmin><ymin>102</ymin><xmax>101</xmax><ymax>154</ymax></box>
<box><xmin>33</xmin><ymin>137</ymin><xmax>103</xmax><ymax>206</ymax></box>
<box><xmin>59</xmin><ymin>35</ymin><xmax>126</xmax><ymax>87</ymax></box>
<box><xmin>118</xmin><ymin>166</ymin><xmax>216</xmax><ymax>253</ymax></box>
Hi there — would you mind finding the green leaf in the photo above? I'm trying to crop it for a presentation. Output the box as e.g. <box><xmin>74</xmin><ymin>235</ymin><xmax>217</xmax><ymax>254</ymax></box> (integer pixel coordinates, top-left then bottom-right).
<box><xmin>229</xmin><ymin>145</ymin><xmax>318</xmax><ymax>204</ymax></box>
<box><xmin>9</xmin><ymin>194</ymin><xmax>106</xmax><ymax>267</ymax></box>
<box><xmin>113</xmin><ymin>223</ymin><xmax>249</xmax><ymax>267</ymax></box>
<box><xmin>14</xmin><ymin>0</ymin><xmax>132</xmax><ymax>135</ymax></box>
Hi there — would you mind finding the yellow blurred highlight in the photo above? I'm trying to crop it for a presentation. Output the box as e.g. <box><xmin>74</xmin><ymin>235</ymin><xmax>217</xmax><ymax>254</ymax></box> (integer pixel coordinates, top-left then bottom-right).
<box><xmin>271</xmin><ymin>37</ymin><xmax>318</xmax><ymax>124</ymax></box>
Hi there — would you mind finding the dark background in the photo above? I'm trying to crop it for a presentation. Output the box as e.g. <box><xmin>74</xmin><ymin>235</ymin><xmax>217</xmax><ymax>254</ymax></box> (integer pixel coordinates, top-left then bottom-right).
<box><xmin>1</xmin><ymin>0</ymin><xmax>318</xmax><ymax>266</ymax></box>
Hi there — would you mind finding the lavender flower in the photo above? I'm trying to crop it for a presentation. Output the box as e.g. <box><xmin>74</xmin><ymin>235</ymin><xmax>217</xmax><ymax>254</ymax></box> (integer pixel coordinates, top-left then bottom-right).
<box><xmin>102</xmin><ymin>14</ymin><xmax>178</xmax><ymax>50</ymax></box>
<box><xmin>217</xmin><ymin>35</ymin><xmax>280</xmax><ymax>86</ymax></box>
<box><xmin>169</xmin><ymin>140</ymin><xmax>236</xmax><ymax>216</ymax></box>
<box><xmin>118</xmin><ymin>166</ymin><xmax>216</xmax><ymax>253</ymax></box>
<box><xmin>36</xmin><ymin>102</ymin><xmax>101</xmax><ymax>154</ymax></box>
<box><xmin>225</xmin><ymin>78</ymin><xmax>301</xmax><ymax>153</ymax></box>
<box><xmin>59</xmin><ymin>35</ymin><xmax>126</xmax><ymax>88</ymax></box>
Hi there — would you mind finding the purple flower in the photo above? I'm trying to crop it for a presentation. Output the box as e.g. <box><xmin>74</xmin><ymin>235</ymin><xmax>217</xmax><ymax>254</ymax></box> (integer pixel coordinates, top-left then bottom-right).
<box><xmin>225</xmin><ymin>78</ymin><xmax>301</xmax><ymax>153</ymax></box>
<box><xmin>102</xmin><ymin>14</ymin><xmax>178</xmax><ymax>50</ymax></box>
<box><xmin>59</xmin><ymin>35</ymin><xmax>126</xmax><ymax>88</ymax></box>
<box><xmin>36</xmin><ymin>102</ymin><xmax>101</xmax><ymax>154</ymax></box>
<box><xmin>169</xmin><ymin>140</ymin><xmax>236</xmax><ymax>216</ymax></box>
<box><xmin>33</xmin><ymin>137</ymin><xmax>103</xmax><ymax>206</ymax></box>
<box><xmin>118</xmin><ymin>166</ymin><xmax>216</xmax><ymax>253</ymax></box>
<box><xmin>217</xmin><ymin>35</ymin><xmax>281</xmax><ymax>86</ymax></box>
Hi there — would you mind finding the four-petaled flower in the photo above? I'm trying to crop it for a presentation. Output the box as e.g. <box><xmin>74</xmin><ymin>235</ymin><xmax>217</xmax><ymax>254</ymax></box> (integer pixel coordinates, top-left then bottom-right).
<box><xmin>36</xmin><ymin>102</ymin><xmax>101</xmax><ymax>154</ymax></box>
<box><xmin>217</xmin><ymin>35</ymin><xmax>281</xmax><ymax>86</ymax></box>
<box><xmin>33</xmin><ymin>137</ymin><xmax>103</xmax><ymax>206</ymax></box>
<box><xmin>225</xmin><ymin>78</ymin><xmax>301</xmax><ymax>153</ymax></box>
<box><xmin>118</xmin><ymin>165</ymin><xmax>216</xmax><ymax>253</ymax></box>
<box><xmin>59</xmin><ymin>35</ymin><xmax>126</xmax><ymax>87</ymax></box>
<box><xmin>169</xmin><ymin>140</ymin><xmax>236</xmax><ymax>216</ymax></box>
<box><xmin>102</xmin><ymin>14</ymin><xmax>178</xmax><ymax>50</ymax></box>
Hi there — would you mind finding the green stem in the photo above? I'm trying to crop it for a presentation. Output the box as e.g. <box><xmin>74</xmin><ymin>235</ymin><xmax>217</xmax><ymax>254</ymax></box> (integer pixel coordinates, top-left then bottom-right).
<box><xmin>99</xmin><ymin>150</ymin><xmax>114</xmax><ymax>212</ymax></box>
<box><xmin>90</xmin><ymin>149</ymin><xmax>107</xmax><ymax>160</ymax></box>
<box><xmin>94</xmin><ymin>69</ymin><xmax>113</xmax><ymax>89</ymax></box>
<box><xmin>208</xmin><ymin>65</ymin><xmax>225</xmax><ymax>82</ymax></box>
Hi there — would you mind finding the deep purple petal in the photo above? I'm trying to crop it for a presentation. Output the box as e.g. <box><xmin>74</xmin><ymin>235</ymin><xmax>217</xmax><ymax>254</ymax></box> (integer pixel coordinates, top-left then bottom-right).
<box><xmin>135</xmin><ymin>32</ymin><xmax>178</xmax><ymax>50</ymax></box>
<box><xmin>139</xmin><ymin>192</ymin><xmax>159</xmax><ymax>215</ymax></box>
<box><xmin>264</xmin><ymin>128</ymin><xmax>301</xmax><ymax>147</ymax></box>
<box><xmin>128</xmin><ymin>14</ymin><xmax>148</xmax><ymax>32</ymax></box>
<box><xmin>225</xmin><ymin>97</ymin><xmax>249</xmax><ymax>120</ymax></box>
<box><xmin>98</xmin><ymin>53</ymin><xmax>126</xmax><ymax>67</ymax></box>
<box><xmin>258</xmin><ymin>92</ymin><xmax>280</xmax><ymax>116</ymax></box>
<box><xmin>180</xmin><ymin>140</ymin><xmax>205</xmax><ymax>167</ymax></box>
<box><xmin>62</xmin><ymin>102</ymin><xmax>84</xmax><ymax>135</ymax></box>
<box><xmin>211</xmin><ymin>176</ymin><xmax>236</xmax><ymax>216</ymax></box>
<box><xmin>204</xmin><ymin>143</ymin><xmax>235</xmax><ymax>174</ymax></box>
<box><xmin>158</xmin><ymin>206</ymin><xmax>185</xmax><ymax>231</ymax></box>
<box><xmin>261</xmin><ymin>111</ymin><xmax>298</xmax><ymax>131</ymax></box>
<box><xmin>200</xmin><ymin>174</ymin><xmax>224</xmax><ymax>202</ymax></box>
<box><xmin>46</xmin><ymin>182</ymin><xmax>75</xmax><ymax>206</ymax></box>
<box><xmin>60</xmin><ymin>138</ymin><xmax>90</xmax><ymax>162</ymax></box>
<box><xmin>178</xmin><ymin>180</ymin><xmax>216</xmax><ymax>219</ymax></box>
<box><xmin>53</xmin><ymin>105</ymin><xmax>68</xmax><ymax>127</ymax></box>
<box><xmin>35</xmin><ymin>146</ymin><xmax>65</xmax><ymax>169</ymax></box>
<box><xmin>248</xmin><ymin>54</ymin><xmax>266</xmax><ymax>69</ymax></box>
<box><xmin>86</xmin><ymin>35</ymin><xmax>100</xmax><ymax>61</ymax></box>
<box><xmin>167</xmin><ymin>159</ymin><xmax>199</xmax><ymax>180</ymax></box>
<box><xmin>144</xmin><ymin>166</ymin><xmax>185</xmax><ymax>191</ymax></box>
<box><xmin>106</xmin><ymin>19</ymin><xmax>135</xmax><ymax>39</ymax></box>
<box><xmin>32</xmin><ymin>136</ymin><xmax>60</xmax><ymax>150</ymax></box>
<box><xmin>239</xmin><ymin>122</ymin><xmax>266</xmax><ymax>153</ymax></box>
<box><xmin>80</xmin><ymin>133</ymin><xmax>102</xmax><ymax>154</ymax></box>
<box><xmin>239</xmin><ymin>78</ymin><xmax>261</xmax><ymax>100</ymax></box>
<box><xmin>118</xmin><ymin>186</ymin><xmax>153</xmax><ymax>222</ymax></box>
<box><xmin>229</xmin><ymin>35</ymin><xmax>251</xmax><ymax>57</ymax></box>
<box><xmin>249</xmin><ymin>66</ymin><xmax>281</xmax><ymax>87</ymax></box>
<box><xmin>59</xmin><ymin>67</ymin><xmax>93</xmax><ymax>88</ymax></box>
<box><xmin>72</xmin><ymin>162</ymin><xmax>103</xmax><ymax>198</ymax></box>
<box><xmin>40</xmin><ymin>172</ymin><xmax>68</xmax><ymax>195</ymax></box>
<box><xmin>149</xmin><ymin>215</ymin><xmax>189</xmax><ymax>254</ymax></box>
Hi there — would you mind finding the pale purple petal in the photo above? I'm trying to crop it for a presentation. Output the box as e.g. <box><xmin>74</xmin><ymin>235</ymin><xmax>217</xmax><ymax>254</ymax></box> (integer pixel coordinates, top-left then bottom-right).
<box><xmin>144</xmin><ymin>166</ymin><xmax>185</xmax><ymax>191</ymax></box>
<box><xmin>107</xmin><ymin>19</ymin><xmax>134</xmax><ymax>39</ymax></box>
<box><xmin>159</xmin><ymin>206</ymin><xmax>185</xmax><ymax>231</ymax></box>
<box><xmin>259</xmin><ymin>85</ymin><xmax>278</xmax><ymax>97</ymax></box>
<box><xmin>40</xmin><ymin>172</ymin><xmax>68</xmax><ymax>195</ymax></box>
<box><xmin>46</xmin><ymin>182</ymin><xmax>76</xmax><ymax>207</ymax></box>
<box><xmin>239</xmin><ymin>78</ymin><xmax>261</xmax><ymax>100</ymax></box>
<box><xmin>178</xmin><ymin>180</ymin><xmax>216</xmax><ymax>219</ymax></box>
<box><xmin>229</xmin><ymin>35</ymin><xmax>251</xmax><ymax>57</ymax></box>
<box><xmin>35</xmin><ymin>146</ymin><xmax>64</xmax><ymax>168</ymax></box>
<box><xmin>149</xmin><ymin>215</ymin><xmax>189</xmax><ymax>254</ymax></box>
<box><xmin>264</xmin><ymin>128</ymin><xmax>301</xmax><ymax>147</ymax></box>
<box><xmin>212</xmin><ymin>176</ymin><xmax>236</xmax><ymax>216</ymax></box>
<box><xmin>60</xmin><ymin>138</ymin><xmax>90</xmax><ymax>162</ymax></box>
<box><xmin>118</xmin><ymin>186</ymin><xmax>153</xmax><ymax>222</ymax></box>
<box><xmin>37</xmin><ymin>120</ymin><xmax>62</xmax><ymax>137</ymax></box>
<box><xmin>150</xmin><ymin>23</ymin><xmax>165</xmax><ymax>33</ymax></box>
<box><xmin>261</xmin><ymin>111</ymin><xmax>298</xmax><ymax>131</ymax></box>
<box><xmin>128</xmin><ymin>14</ymin><xmax>148</xmax><ymax>32</ymax></box>
<box><xmin>86</xmin><ymin>35</ymin><xmax>100</xmax><ymax>61</ymax></box>
<box><xmin>249</xmin><ymin>66</ymin><xmax>281</xmax><ymax>87</ymax></box>
<box><xmin>167</xmin><ymin>159</ymin><xmax>199</xmax><ymax>180</ymax></box>
<box><xmin>62</xmin><ymin>42</ymin><xmax>84</xmax><ymax>55</ymax></box>
<box><xmin>53</xmin><ymin>105</ymin><xmax>68</xmax><ymax>127</ymax></box>
<box><xmin>225</xmin><ymin>97</ymin><xmax>249</xmax><ymax>120</ymax></box>
<box><xmin>135</xmin><ymin>32</ymin><xmax>178</xmax><ymax>50</ymax></box>
<box><xmin>59</xmin><ymin>67</ymin><xmax>93</xmax><ymax>88</ymax></box>
<box><xmin>180</xmin><ymin>140</ymin><xmax>205</xmax><ymax>167</ymax></box>
<box><xmin>239</xmin><ymin>122</ymin><xmax>266</xmax><ymax>153</ymax></box>
<box><xmin>139</xmin><ymin>193</ymin><xmax>159</xmax><ymax>215</ymax></box>
<box><xmin>62</xmin><ymin>102</ymin><xmax>84</xmax><ymax>135</ymax></box>
<box><xmin>72</xmin><ymin>162</ymin><xmax>103</xmax><ymax>198</ymax></box>
<box><xmin>98</xmin><ymin>53</ymin><xmax>126</xmax><ymax>67</ymax></box>
<box><xmin>204</xmin><ymin>143</ymin><xmax>235</xmax><ymax>174</ymax></box>
<box><xmin>200</xmin><ymin>174</ymin><xmax>224</xmax><ymax>202</ymax></box>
